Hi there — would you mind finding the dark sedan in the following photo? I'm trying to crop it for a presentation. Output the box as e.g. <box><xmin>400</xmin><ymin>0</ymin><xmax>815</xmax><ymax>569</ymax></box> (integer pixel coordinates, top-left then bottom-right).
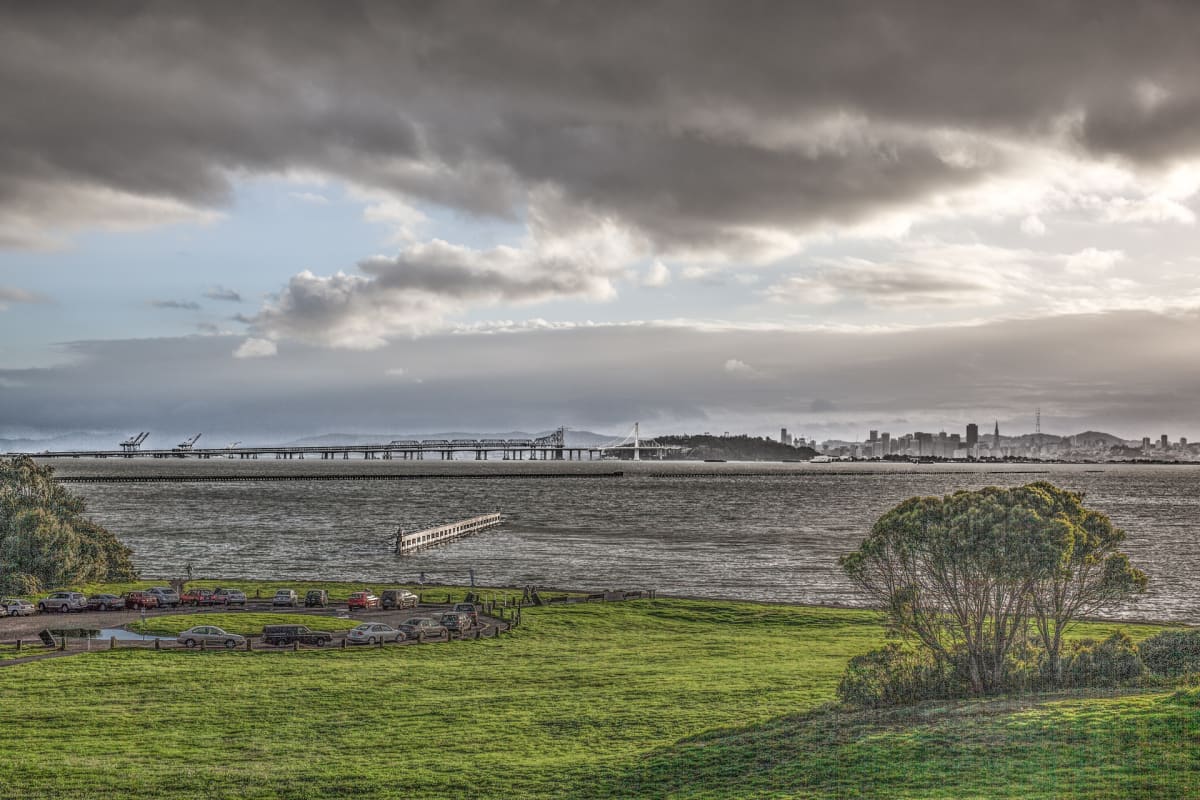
<box><xmin>87</xmin><ymin>593</ymin><xmax>126</xmax><ymax>611</ymax></box>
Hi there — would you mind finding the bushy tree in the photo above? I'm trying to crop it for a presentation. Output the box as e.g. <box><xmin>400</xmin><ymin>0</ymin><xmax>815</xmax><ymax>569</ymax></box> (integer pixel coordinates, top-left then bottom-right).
<box><xmin>0</xmin><ymin>456</ymin><xmax>137</xmax><ymax>593</ymax></box>
<box><xmin>840</xmin><ymin>482</ymin><xmax>1146</xmax><ymax>694</ymax></box>
<box><xmin>1140</xmin><ymin>630</ymin><xmax>1200</xmax><ymax>677</ymax></box>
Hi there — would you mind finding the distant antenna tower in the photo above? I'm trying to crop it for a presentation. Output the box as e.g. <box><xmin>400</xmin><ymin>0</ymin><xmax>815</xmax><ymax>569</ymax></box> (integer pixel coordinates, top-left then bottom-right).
<box><xmin>1035</xmin><ymin>407</ymin><xmax>1041</xmax><ymax>435</ymax></box>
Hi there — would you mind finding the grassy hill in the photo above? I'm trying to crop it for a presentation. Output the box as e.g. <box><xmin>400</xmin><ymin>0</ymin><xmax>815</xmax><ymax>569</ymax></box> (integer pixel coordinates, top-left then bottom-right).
<box><xmin>0</xmin><ymin>593</ymin><xmax>1188</xmax><ymax>799</ymax></box>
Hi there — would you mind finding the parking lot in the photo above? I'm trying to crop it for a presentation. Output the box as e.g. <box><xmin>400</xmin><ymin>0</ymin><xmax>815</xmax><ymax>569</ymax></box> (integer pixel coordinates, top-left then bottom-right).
<box><xmin>0</xmin><ymin>596</ymin><xmax>517</xmax><ymax>664</ymax></box>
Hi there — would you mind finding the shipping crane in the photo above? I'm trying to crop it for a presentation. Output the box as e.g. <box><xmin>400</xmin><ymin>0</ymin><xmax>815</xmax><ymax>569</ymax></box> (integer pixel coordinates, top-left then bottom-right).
<box><xmin>174</xmin><ymin>433</ymin><xmax>202</xmax><ymax>451</ymax></box>
<box><xmin>119</xmin><ymin>432</ymin><xmax>149</xmax><ymax>452</ymax></box>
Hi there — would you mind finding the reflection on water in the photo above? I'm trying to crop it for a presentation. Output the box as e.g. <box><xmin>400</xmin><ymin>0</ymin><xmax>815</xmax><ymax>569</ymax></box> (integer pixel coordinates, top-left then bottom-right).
<box><xmin>48</xmin><ymin>628</ymin><xmax>171</xmax><ymax>641</ymax></box>
<box><xmin>51</xmin><ymin>459</ymin><xmax>1200</xmax><ymax>623</ymax></box>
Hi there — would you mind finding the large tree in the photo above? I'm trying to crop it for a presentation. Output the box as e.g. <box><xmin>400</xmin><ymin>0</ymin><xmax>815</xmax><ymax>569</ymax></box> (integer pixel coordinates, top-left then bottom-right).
<box><xmin>840</xmin><ymin>482</ymin><xmax>1146</xmax><ymax>693</ymax></box>
<box><xmin>0</xmin><ymin>456</ymin><xmax>137</xmax><ymax>594</ymax></box>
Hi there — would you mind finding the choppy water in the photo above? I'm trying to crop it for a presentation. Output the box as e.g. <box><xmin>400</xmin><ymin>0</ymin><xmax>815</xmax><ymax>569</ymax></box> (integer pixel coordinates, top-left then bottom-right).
<box><xmin>49</xmin><ymin>459</ymin><xmax>1200</xmax><ymax>622</ymax></box>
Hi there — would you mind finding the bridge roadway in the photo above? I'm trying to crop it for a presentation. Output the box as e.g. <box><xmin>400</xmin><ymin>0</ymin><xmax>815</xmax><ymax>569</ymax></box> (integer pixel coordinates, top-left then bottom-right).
<box><xmin>11</xmin><ymin>442</ymin><xmax>679</xmax><ymax>461</ymax></box>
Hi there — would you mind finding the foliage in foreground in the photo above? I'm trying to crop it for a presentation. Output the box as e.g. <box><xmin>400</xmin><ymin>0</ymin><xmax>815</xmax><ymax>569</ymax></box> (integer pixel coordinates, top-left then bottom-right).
<box><xmin>841</xmin><ymin>482</ymin><xmax>1147</xmax><ymax>694</ymax></box>
<box><xmin>0</xmin><ymin>456</ymin><xmax>137</xmax><ymax>594</ymax></box>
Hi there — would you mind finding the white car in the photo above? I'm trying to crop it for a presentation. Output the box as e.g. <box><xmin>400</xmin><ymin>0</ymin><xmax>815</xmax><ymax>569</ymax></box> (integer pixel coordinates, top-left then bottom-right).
<box><xmin>346</xmin><ymin>623</ymin><xmax>406</xmax><ymax>645</ymax></box>
<box><xmin>2</xmin><ymin>599</ymin><xmax>36</xmax><ymax>616</ymax></box>
<box><xmin>271</xmin><ymin>589</ymin><xmax>298</xmax><ymax>607</ymax></box>
<box><xmin>176</xmin><ymin>626</ymin><xmax>246</xmax><ymax>649</ymax></box>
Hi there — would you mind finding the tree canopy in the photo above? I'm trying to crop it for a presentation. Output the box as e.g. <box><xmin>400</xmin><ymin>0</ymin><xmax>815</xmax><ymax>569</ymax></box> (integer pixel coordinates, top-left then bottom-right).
<box><xmin>840</xmin><ymin>482</ymin><xmax>1146</xmax><ymax>693</ymax></box>
<box><xmin>0</xmin><ymin>456</ymin><xmax>137</xmax><ymax>594</ymax></box>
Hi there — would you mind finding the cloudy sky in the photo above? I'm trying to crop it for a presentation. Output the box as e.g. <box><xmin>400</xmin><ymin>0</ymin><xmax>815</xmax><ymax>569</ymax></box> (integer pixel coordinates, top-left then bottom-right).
<box><xmin>4</xmin><ymin>1</ymin><xmax>1200</xmax><ymax>444</ymax></box>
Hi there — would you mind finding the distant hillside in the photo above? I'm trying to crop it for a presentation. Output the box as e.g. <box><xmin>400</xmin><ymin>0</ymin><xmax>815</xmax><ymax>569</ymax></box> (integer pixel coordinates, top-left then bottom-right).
<box><xmin>656</xmin><ymin>434</ymin><xmax>818</xmax><ymax>461</ymax></box>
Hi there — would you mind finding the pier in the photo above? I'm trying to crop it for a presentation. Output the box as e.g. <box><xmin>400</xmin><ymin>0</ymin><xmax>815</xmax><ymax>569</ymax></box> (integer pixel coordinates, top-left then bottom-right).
<box><xmin>396</xmin><ymin>513</ymin><xmax>503</xmax><ymax>553</ymax></box>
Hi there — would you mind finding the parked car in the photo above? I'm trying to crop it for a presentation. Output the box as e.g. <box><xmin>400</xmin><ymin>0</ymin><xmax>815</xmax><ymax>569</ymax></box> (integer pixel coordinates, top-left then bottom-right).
<box><xmin>439</xmin><ymin>612</ymin><xmax>473</xmax><ymax>636</ymax></box>
<box><xmin>124</xmin><ymin>591</ymin><xmax>160</xmax><ymax>609</ymax></box>
<box><xmin>261</xmin><ymin>624</ymin><xmax>332</xmax><ymax>646</ymax></box>
<box><xmin>2</xmin><ymin>598</ymin><xmax>35</xmax><ymax>616</ymax></box>
<box><xmin>176</xmin><ymin>626</ymin><xmax>246</xmax><ymax>649</ymax></box>
<box><xmin>347</xmin><ymin>591</ymin><xmax>380</xmax><ymax>611</ymax></box>
<box><xmin>211</xmin><ymin>588</ymin><xmax>247</xmax><ymax>606</ymax></box>
<box><xmin>87</xmin><ymin>593</ymin><xmax>126</xmax><ymax>611</ymax></box>
<box><xmin>147</xmin><ymin>587</ymin><xmax>181</xmax><ymax>608</ymax></box>
<box><xmin>0</xmin><ymin>605</ymin><xmax>6</xmax><ymax>618</ymax></box>
<box><xmin>38</xmin><ymin>591</ymin><xmax>87</xmax><ymax>613</ymax></box>
<box><xmin>397</xmin><ymin>617</ymin><xmax>447</xmax><ymax>639</ymax></box>
<box><xmin>271</xmin><ymin>589</ymin><xmax>299</xmax><ymax>608</ymax></box>
<box><xmin>181</xmin><ymin>588</ymin><xmax>217</xmax><ymax>606</ymax></box>
<box><xmin>380</xmin><ymin>589</ymin><xmax>419</xmax><ymax>610</ymax></box>
<box><xmin>304</xmin><ymin>589</ymin><xmax>329</xmax><ymax>608</ymax></box>
<box><xmin>346</xmin><ymin>623</ymin><xmax>406</xmax><ymax>645</ymax></box>
<box><xmin>452</xmin><ymin>602</ymin><xmax>480</xmax><ymax>626</ymax></box>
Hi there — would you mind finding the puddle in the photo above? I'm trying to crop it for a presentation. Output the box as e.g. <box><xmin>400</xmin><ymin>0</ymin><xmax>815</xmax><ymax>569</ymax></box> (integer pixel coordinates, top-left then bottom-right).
<box><xmin>48</xmin><ymin>628</ymin><xmax>173</xmax><ymax>641</ymax></box>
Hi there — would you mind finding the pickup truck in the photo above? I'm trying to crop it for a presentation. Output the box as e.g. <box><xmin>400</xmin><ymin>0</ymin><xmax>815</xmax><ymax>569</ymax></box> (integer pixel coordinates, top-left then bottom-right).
<box><xmin>261</xmin><ymin>625</ymin><xmax>333</xmax><ymax>647</ymax></box>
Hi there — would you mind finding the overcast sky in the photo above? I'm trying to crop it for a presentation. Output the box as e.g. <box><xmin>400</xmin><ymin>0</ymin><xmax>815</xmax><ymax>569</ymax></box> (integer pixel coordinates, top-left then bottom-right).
<box><xmin>4</xmin><ymin>2</ymin><xmax>1200</xmax><ymax>444</ymax></box>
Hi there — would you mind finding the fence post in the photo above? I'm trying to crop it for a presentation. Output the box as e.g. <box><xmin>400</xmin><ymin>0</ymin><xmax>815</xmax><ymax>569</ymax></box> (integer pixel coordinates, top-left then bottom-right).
<box><xmin>293</xmin><ymin>640</ymin><xmax>299</xmax><ymax>652</ymax></box>
<box><xmin>14</xmin><ymin>639</ymin><xmax>19</xmax><ymax>652</ymax></box>
<box><xmin>246</xmin><ymin>639</ymin><xmax>252</xmax><ymax>652</ymax></box>
<box><xmin>155</xmin><ymin>638</ymin><xmax>160</xmax><ymax>650</ymax></box>
<box><xmin>340</xmin><ymin>637</ymin><xmax>346</xmax><ymax>649</ymax></box>
<box><xmin>110</xmin><ymin>636</ymin><xmax>116</xmax><ymax>650</ymax></box>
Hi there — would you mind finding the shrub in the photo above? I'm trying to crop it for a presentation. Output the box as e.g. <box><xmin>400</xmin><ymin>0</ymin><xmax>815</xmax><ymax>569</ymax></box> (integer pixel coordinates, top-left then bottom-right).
<box><xmin>1061</xmin><ymin>631</ymin><xmax>1144</xmax><ymax>686</ymax></box>
<box><xmin>1140</xmin><ymin>630</ymin><xmax>1200</xmax><ymax>677</ymax></box>
<box><xmin>838</xmin><ymin>643</ymin><xmax>964</xmax><ymax>708</ymax></box>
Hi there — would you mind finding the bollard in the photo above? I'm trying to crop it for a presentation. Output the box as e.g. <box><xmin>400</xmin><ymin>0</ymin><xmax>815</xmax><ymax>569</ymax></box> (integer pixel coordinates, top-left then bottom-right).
<box><xmin>340</xmin><ymin>638</ymin><xmax>346</xmax><ymax>649</ymax></box>
<box><xmin>154</xmin><ymin>638</ymin><xmax>160</xmax><ymax>650</ymax></box>
<box><xmin>417</xmin><ymin>630</ymin><xmax>425</xmax><ymax>644</ymax></box>
<box><xmin>60</xmin><ymin>635</ymin><xmax>66</xmax><ymax>651</ymax></box>
<box><xmin>14</xmin><ymin>639</ymin><xmax>19</xmax><ymax>652</ymax></box>
<box><xmin>200</xmin><ymin>639</ymin><xmax>206</xmax><ymax>652</ymax></box>
<box><xmin>246</xmin><ymin>639</ymin><xmax>252</xmax><ymax>652</ymax></box>
<box><xmin>418</xmin><ymin>593</ymin><xmax>423</xmax><ymax>605</ymax></box>
<box><xmin>293</xmin><ymin>640</ymin><xmax>299</xmax><ymax>652</ymax></box>
<box><xmin>446</xmin><ymin>593</ymin><xmax>451</xmax><ymax>604</ymax></box>
<box><xmin>110</xmin><ymin>636</ymin><xmax>116</xmax><ymax>650</ymax></box>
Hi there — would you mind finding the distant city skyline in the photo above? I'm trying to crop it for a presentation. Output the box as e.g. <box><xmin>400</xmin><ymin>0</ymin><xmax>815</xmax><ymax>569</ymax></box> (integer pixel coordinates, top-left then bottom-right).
<box><xmin>6</xmin><ymin>5</ymin><xmax>1200</xmax><ymax>442</ymax></box>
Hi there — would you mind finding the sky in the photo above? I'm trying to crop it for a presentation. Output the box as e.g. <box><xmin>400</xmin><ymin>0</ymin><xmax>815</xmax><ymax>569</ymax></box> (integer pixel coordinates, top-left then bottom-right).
<box><xmin>4</xmin><ymin>2</ymin><xmax>1200</xmax><ymax>445</ymax></box>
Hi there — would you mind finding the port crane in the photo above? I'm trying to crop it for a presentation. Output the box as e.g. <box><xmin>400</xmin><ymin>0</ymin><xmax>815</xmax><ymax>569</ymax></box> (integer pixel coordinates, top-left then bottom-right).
<box><xmin>119</xmin><ymin>432</ymin><xmax>149</xmax><ymax>453</ymax></box>
<box><xmin>173</xmin><ymin>434</ymin><xmax>202</xmax><ymax>451</ymax></box>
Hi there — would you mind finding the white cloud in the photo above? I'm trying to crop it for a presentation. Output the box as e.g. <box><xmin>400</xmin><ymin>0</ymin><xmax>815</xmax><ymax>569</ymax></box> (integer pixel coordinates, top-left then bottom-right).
<box><xmin>1065</xmin><ymin>248</ymin><xmax>1125</xmax><ymax>275</ymax></box>
<box><xmin>723</xmin><ymin>358</ymin><xmax>759</xmax><ymax>377</ymax></box>
<box><xmin>289</xmin><ymin>191</ymin><xmax>329</xmax><ymax>205</ymax></box>
<box><xmin>1020</xmin><ymin>215</ymin><xmax>1047</xmax><ymax>236</ymax></box>
<box><xmin>233</xmin><ymin>337</ymin><xmax>277</xmax><ymax>358</ymax></box>
<box><xmin>642</xmin><ymin>260</ymin><xmax>671</xmax><ymax>287</ymax></box>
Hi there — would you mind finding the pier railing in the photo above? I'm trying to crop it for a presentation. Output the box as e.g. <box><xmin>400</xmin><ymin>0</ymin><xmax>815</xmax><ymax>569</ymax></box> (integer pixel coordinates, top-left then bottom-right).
<box><xmin>396</xmin><ymin>513</ymin><xmax>503</xmax><ymax>553</ymax></box>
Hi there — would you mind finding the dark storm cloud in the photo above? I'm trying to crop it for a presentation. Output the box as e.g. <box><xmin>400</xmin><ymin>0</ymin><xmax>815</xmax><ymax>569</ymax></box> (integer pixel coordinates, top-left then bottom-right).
<box><xmin>5</xmin><ymin>310</ymin><xmax>1200</xmax><ymax>441</ymax></box>
<box><xmin>6</xmin><ymin>2</ymin><xmax>1200</xmax><ymax>249</ymax></box>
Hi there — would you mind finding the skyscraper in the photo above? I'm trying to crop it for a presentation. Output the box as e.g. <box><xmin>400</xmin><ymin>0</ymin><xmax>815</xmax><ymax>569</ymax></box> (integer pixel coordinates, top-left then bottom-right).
<box><xmin>994</xmin><ymin>420</ymin><xmax>1000</xmax><ymax>447</ymax></box>
<box><xmin>966</xmin><ymin>423</ymin><xmax>978</xmax><ymax>448</ymax></box>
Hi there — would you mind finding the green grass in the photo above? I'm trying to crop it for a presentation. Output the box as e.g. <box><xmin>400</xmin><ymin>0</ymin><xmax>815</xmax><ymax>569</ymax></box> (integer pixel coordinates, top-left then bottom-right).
<box><xmin>129</xmin><ymin>612</ymin><xmax>364</xmax><ymax>637</ymax></box>
<box><xmin>0</xmin><ymin>597</ymin><xmax>1186</xmax><ymax>799</ymax></box>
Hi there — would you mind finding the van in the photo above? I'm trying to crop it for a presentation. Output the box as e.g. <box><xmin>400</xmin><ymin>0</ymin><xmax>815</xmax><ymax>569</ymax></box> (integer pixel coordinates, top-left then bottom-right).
<box><xmin>304</xmin><ymin>589</ymin><xmax>328</xmax><ymax>608</ymax></box>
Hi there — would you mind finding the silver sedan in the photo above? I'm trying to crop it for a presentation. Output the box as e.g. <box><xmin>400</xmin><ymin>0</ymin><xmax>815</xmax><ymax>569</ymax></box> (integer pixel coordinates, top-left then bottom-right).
<box><xmin>346</xmin><ymin>623</ymin><xmax>406</xmax><ymax>645</ymax></box>
<box><xmin>176</xmin><ymin>626</ymin><xmax>246</xmax><ymax>649</ymax></box>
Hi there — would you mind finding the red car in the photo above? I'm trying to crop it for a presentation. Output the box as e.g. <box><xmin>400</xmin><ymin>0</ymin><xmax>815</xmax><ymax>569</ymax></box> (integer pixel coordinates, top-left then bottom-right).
<box><xmin>124</xmin><ymin>591</ymin><xmax>159</xmax><ymax>609</ymax></box>
<box><xmin>347</xmin><ymin>591</ymin><xmax>380</xmax><ymax>611</ymax></box>
<box><xmin>181</xmin><ymin>588</ymin><xmax>217</xmax><ymax>606</ymax></box>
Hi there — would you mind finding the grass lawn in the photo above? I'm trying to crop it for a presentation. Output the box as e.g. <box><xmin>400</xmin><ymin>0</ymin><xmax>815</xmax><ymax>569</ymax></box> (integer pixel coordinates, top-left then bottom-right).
<box><xmin>0</xmin><ymin>597</ymin><xmax>1186</xmax><ymax>799</ymax></box>
<box><xmin>129</xmin><ymin>612</ymin><xmax>365</xmax><ymax>637</ymax></box>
